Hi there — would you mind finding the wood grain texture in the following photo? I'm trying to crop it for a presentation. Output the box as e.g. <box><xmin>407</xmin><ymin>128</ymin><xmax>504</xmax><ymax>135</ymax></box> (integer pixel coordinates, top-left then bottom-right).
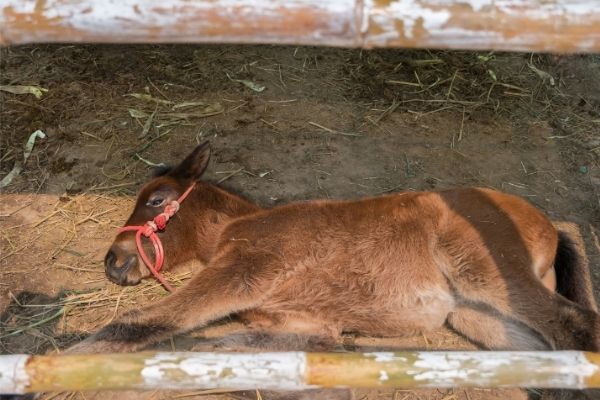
<box><xmin>1</xmin><ymin>351</ymin><xmax>599</xmax><ymax>394</ymax></box>
<box><xmin>1</xmin><ymin>0</ymin><xmax>599</xmax><ymax>52</ymax></box>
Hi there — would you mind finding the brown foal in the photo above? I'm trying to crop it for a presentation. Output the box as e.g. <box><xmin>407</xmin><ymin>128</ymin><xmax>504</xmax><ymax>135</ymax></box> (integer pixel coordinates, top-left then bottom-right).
<box><xmin>70</xmin><ymin>141</ymin><xmax>599</xmax><ymax>354</ymax></box>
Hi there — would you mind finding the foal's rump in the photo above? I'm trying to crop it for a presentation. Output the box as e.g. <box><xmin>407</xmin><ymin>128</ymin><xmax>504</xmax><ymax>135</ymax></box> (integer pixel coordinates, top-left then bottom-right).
<box><xmin>434</xmin><ymin>189</ymin><xmax>599</xmax><ymax>350</ymax></box>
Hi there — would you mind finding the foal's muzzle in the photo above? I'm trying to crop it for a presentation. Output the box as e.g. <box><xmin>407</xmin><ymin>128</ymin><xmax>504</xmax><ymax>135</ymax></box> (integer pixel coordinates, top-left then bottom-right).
<box><xmin>105</xmin><ymin>250</ymin><xmax>140</xmax><ymax>285</ymax></box>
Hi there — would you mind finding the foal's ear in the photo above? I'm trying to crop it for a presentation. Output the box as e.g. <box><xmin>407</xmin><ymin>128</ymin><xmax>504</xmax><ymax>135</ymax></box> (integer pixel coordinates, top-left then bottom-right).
<box><xmin>170</xmin><ymin>141</ymin><xmax>211</xmax><ymax>181</ymax></box>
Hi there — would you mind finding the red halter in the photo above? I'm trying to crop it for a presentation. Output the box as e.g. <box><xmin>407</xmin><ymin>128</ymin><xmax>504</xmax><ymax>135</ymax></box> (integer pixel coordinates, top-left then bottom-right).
<box><xmin>118</xmin><ymin>183</ymin><xmax>196</xmax><ymax>292</ymax></box>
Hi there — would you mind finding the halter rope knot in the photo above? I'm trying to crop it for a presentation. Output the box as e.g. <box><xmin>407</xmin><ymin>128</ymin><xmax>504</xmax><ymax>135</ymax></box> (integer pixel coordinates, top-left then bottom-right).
<box><xmin>118</xmin><ymin>183</ymin><xmax>196</xmax><ymax>293</ymax></box>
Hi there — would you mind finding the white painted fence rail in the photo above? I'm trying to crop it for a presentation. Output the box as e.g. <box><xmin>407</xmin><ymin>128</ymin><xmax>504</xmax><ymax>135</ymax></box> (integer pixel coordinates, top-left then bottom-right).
<box><xmin>1</xmin><ymin>0</ymin><xmax>600</xmax><ymax>52</ymax></box>
<box><xmin>1</xmin><ymin>351</ymin><xmax>600</xmax><ymax>394</ymax></box>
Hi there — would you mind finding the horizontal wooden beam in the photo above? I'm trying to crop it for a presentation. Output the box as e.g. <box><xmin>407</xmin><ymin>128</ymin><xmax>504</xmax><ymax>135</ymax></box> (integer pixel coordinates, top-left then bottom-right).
<box><xmin>1</xmin><ymin>351</ymin><xmax>600</xmax><ymax>394</ymax></box>
<box><xmin>1</xmin><ymin>0</ymin><xmax>599</xmax><ymax>52</ymax></box>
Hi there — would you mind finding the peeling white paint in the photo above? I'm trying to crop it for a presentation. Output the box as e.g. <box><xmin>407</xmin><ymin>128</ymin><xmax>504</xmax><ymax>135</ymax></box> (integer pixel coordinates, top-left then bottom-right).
<box><xmin>2</xmin><ymin>0</ymin><xmax>600</xmax><ymax>51</ymax></box>
<box><xmin>459</xmin><ymin>0</ymin><xmax>494</xmax><ymax>12</ymax></box>
<box><xmin>361</xmin><ymin>0</ymin><xmax>600</xmax><ymax>49</ymax></box>
<box><xmin>379</xmin><ymin>370</ymin><xmax>389</xmax><ymax>382</ymax></box>
<box><xmin>0</xmin><ymin>354</ymin><xmax>29</xmax><ymax>394</ymax></box>
<box><xmin>397</xmin><ymin>0</ymin><xmax>600</xmax><ymax>17</ymax></box>
<box><xmin>408</xmin><ymin>351</ymin><xmax>599</xmax><ymax>388</ymax></box>
<box><xmin>0</xmin><ymin>351</ymin><xmax>598</xmax><ymax>393</ymax></box>
<box><xmin>141</xmin><ymin>352</ymin><xmax>309</xmax><ymax>390</ymax></box>
<box><xmin>365</xmin><ymin>352</ymin><xmax>407</xmax><ymax>362</ymax></box>
<box><xmin>494</xmin><ymin>0</ymin><xmax>598</xmax><ymax>18</ymax></box>
<box><xmin>2</xmin><ymin>0</ymin><xmax>355</xmax><ymax>44</ymax></box>
<box><xmin>366</xmin><ymin>0</ymin><xmax>451</xmax><ymax>40</ymax></box>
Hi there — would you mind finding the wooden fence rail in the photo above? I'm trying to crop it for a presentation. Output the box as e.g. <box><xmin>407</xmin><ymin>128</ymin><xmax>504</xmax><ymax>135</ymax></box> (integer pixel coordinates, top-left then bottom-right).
<box><xmin>1</xmin><ymin>351</ymin><xmax>600</xmax><ymax>394</ymax></box>
<box><xmin>1</xmin><ymin>0</ymin><xmax>600</xmax><ymax>52</ymax></box>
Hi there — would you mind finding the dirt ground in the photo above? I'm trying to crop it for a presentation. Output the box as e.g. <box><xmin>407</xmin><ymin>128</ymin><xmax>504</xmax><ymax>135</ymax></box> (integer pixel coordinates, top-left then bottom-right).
<box><xmin>1</xmin><ymin>45</ymin><xmax>599</xmax><ymax>400</ymax></box>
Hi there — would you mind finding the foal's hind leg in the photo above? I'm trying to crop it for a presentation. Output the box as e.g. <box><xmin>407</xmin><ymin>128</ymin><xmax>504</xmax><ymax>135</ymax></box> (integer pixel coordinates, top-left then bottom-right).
<box><xmin>68</xmin><ymin>247</ymin><xmax>277</xmax><ymax>353</ymax></box>
<box><xmin>449</xmin><ymin>268</ymin><xmax>600</xmax><ymax>351</ymax></box>
<box><xmin>447</xmin><ymin>305</ymin><xmax>549</xmax><ymax>350</ymax></box>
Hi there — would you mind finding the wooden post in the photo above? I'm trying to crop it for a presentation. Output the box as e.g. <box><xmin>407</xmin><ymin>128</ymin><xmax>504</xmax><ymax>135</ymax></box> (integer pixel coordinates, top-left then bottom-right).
<box><xmin>1</xmin><ymin>0</ymin><xmax>599</xmax><ymax>52</ymax></box>
<box><xmin>1</xmin><ymin>351</ymin><xmax>600</xmax><ymax>394</ymax></box>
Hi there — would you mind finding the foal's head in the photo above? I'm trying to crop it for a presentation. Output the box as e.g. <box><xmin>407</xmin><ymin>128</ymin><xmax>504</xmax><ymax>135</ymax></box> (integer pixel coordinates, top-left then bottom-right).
<box><xmin>104</xmin><ymin>142</ymin><xmax>211</xmax><ymax>286</ymax></box>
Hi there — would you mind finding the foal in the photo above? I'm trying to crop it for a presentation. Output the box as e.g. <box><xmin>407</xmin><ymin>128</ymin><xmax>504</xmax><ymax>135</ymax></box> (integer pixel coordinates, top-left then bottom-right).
<box><xmin>71</xmin><ymin>142</ymin><xmax>599</xmax><ymax>354</ymax></box>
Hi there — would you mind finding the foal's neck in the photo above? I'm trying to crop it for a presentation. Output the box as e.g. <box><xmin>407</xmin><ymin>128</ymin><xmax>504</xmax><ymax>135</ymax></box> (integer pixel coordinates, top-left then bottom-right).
<box><xmin>196</xmin><ymin>181</ymin><xmax>261</xmax><ymax>217</ymax></box>
<box><xmin>182</xmin><ymin>181</ymin><xmax>260</xmax><ymax>263</ymax></box>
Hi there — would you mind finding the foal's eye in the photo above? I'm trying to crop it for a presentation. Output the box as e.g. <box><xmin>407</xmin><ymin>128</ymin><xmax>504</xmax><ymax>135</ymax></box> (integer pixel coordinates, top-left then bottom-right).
<box><xmin>147</xmin><ymin>198</ymin><xmax>165</xmax><ymax>207</ymax></box>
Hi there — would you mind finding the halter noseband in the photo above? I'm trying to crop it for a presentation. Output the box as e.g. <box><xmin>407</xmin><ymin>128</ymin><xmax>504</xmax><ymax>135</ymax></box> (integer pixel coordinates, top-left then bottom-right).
<box><xmin>118</xmin><ymin>182</ymin><xmax>196</xmax><ymax>292</ymax></box>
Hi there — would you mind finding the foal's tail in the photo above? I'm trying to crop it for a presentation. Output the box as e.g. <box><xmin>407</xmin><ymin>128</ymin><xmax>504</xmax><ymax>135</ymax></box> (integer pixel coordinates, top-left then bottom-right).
<box><xmin>554</xmin><ymin>230</ymin><xmax>598</xmax><ymax>311</ymax></box>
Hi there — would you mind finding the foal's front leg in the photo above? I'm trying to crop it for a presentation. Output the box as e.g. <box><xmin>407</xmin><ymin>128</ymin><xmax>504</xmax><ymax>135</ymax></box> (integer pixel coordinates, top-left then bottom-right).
<box><xmin>69</xmin><ymin>250</ymin><xmax>274</xmax><ymax>353</ymax></box>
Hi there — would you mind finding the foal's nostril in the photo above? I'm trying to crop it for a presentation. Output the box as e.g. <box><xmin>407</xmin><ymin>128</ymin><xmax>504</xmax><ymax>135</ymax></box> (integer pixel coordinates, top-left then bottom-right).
<box><xmin>121</xmin><ymin>254</ymin><xmax>138</xmax><ymax>273</ymax></box>
<box><xmin>105</xmin><ymin>251</ymin><xmax>138</xmax><ymax>285</ymax></box>
<box><xmin>105</xmin><ymin>250</ymin><xmax>117</xmax><ymax>270</ymax></box>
